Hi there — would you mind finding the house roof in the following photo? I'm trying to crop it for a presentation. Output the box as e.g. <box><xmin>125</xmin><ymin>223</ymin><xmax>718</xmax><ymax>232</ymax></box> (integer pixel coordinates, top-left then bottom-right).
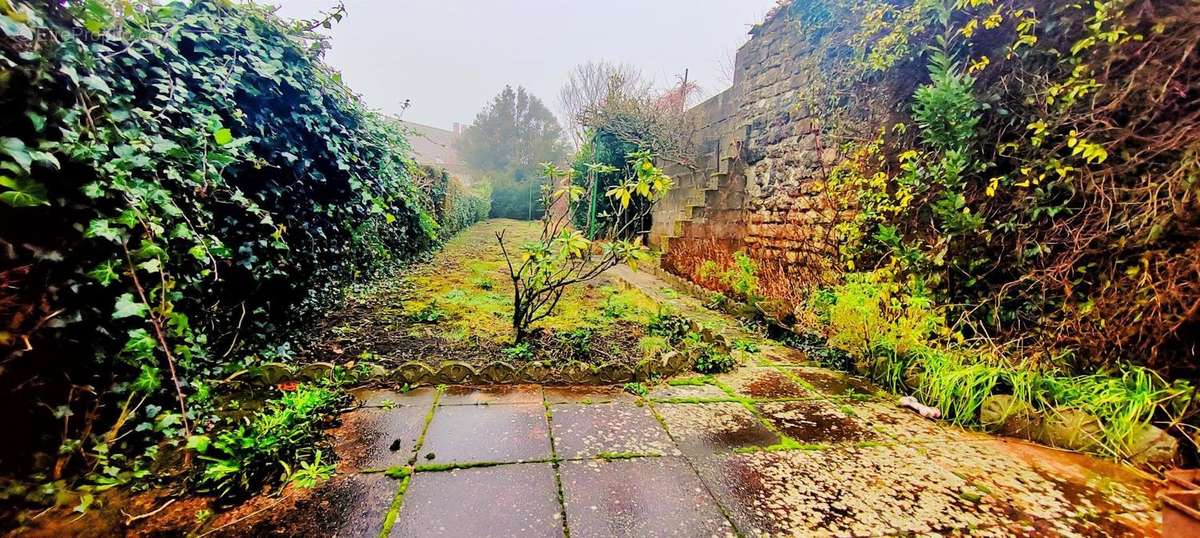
<box><xmin>398</xmin><ymin>120</ymin><xmax>474</xmax><ymax>183</ymax></box>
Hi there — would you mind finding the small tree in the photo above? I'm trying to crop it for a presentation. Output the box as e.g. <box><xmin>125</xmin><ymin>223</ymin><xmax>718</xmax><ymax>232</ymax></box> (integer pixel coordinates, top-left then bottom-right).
<box><xmin>496</xmin><ymin>150</ymin><xmax>672</xmax><ymax>343</ymax></box>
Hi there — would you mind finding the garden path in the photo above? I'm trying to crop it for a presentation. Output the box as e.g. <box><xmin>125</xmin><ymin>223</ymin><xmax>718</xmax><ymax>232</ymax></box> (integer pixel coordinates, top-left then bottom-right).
<box><xmin>213</xmin><ymin>254</ymin><xmax>1162</xmax><ymax>537</ymax></box>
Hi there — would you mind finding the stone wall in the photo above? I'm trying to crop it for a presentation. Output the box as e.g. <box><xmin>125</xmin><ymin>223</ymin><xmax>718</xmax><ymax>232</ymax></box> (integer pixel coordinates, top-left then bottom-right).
<box><xmin>655</xmin><ymin>9</ymin><xmax>844</xmax><ymax>300</ymax></box>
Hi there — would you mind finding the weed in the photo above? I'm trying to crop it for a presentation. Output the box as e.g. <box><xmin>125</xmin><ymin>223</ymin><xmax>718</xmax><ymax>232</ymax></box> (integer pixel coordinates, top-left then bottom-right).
<box><xmin>410</xmin><ymin>301</ymin><xmax>448</xmax><ymax>323</ymax></box>
<box><xmin>192</xmin><ymin>385</ymin><xmax>344</xmax><ymax>498</ymax></box>
<box><xmin>562</xmin><ymin>328</ymin><xmax>594</xmax><ymax>359</ymax></box>
<box><xmin>622</xmin><ymin>382</ymin><xmax>648</xmax><ymax>397</ymax></box>
<box><xmin>285</xmin><ymin>449</ymin><xmax>336</xmax><ymax>489</ymax></box>
<box><xmin>473</xmin><ymin>278</ymin><xmax>495</xmax><ymax>290</ymax></box>
<box><xmin>501</xmin><ymin>342</ymin><xmax>533</xmax><ymax>361</ymax></box>
<box><xmin>732</xmin><ymin>339</ymin><xmax>760</xmax><ymax>353</ymax></box>
<box><xmin>636</xmin><ymin>335</ymin><xmax>671</xmax><ymax>357</ymax></box>
<box><xmin>705</xmin><ymin>292</ymin><xmax>728</xmax><ymax>310</ymax></box>
<box><xmin>647</xmin><ymin>311</ymin><xmax>691</xmax><ymax>344</ymax></box>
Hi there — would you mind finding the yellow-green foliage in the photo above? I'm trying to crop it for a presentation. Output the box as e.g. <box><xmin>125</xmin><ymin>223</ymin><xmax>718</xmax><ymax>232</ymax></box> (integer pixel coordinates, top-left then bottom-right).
<box><xmin>819</xmin><ymin>269</ymin><xmax>942</xmax><ymax>357</ymax></box>
<box><xmin>402</xmin><ymin>220</ymin><xmax>655</xmax><ymax>343</ymax></box>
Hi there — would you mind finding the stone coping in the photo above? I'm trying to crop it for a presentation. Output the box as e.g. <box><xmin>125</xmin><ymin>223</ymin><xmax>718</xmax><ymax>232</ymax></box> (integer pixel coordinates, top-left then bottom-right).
<box><xmin>224</xmin><ymin>351</ymin><xmax>695</xmax><ymax>388</ymax></box>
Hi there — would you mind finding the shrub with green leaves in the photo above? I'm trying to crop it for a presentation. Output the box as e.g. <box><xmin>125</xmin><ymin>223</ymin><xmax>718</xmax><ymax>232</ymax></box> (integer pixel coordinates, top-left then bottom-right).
<box><xmin>646</xmin><ymin>312</ymin><xmax>691</xmax><ymax>345</ymax></box>
<box><xmin>191</xmin><ymin>385</ymin><xmax>344</xmax><ymax>499</ymax></box>
<box><xmin>0</xmin><ymin>0</ymin><xmax>484</xmax><ymax>489</ymax></box>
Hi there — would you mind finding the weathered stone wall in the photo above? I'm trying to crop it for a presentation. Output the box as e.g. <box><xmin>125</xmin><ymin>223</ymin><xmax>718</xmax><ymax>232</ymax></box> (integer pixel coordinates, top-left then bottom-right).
<box><xmin>655</xmin><ymin>9</ymin><xmax>843</xmax><ymax>297</ymax></box>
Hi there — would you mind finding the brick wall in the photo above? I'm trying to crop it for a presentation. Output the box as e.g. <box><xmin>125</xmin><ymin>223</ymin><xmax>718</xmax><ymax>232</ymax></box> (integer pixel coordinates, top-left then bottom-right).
<box><xmin>655</xmin><ymin>9</ymin><xmax>845</xmax><ymax>300</ymax></box>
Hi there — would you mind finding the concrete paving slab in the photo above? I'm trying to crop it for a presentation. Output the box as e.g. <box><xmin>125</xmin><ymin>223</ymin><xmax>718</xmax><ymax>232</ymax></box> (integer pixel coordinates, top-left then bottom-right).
<box><xmin>757</xmin><ymin>400</ymin><xmax>883</xmax><ymax>445</ymax></box>
<box><xmin>784</xmin><ymin>366</ymin><xmax>882</xmax><ymax>399</ymax></box>
<box><xmin>544</xmin><ymin>385</ymin><xmax>636</xmax><ymax>405</ymax></box>
<box><xmin>647</xmin><ymin>381</ymin><xmax>729</xmax><ymax>400</ymax></box>
<box><xmin>692</xmin><ymin>445</ymin><xmax>1010</xmax><ymax>536</ymax></box>
<box><xmin>560</xmin><ymin>457</ymin><xmax>734</xmax><ymax>537</ymax></box>
<box><xmin>713</xmin><ymin>368</ymin><xmax>816</xmax><ymax>400</ymax></box>
<box><xmin>351</xmin><ymin>386</ymin><xmax>437</xmax><ymax>408</ymax></box>
<box><xmin>419</xmin><ymin>403</ymin><xmax>551</xmax><ymax>464</ymax></box>
<box><xmin>391</xmin><ymin>463</ymin><xmax>562</xmax><ymax>538</ymax></box>
<box><xmin>332</xmin><ymin>406</ymin><xmax>430</xmax><ymax>470</ymax></box>
<box><xmin>653</xmin><ymin>402</ymin><xmax>779</xmax><ymax>455</ymax></box>
<box><xmin>551</xmin><ymin>403</ymin><xmax>677</xmax><ymax>458</ymax></box>
<box><xmin>844</xmin><ymin>400</ymin><xmax>969</xmax><ymax>443</ymax></box>
<box><xmin>923</xmin><ymin>439</ymin><xmax>1159</xmax><ymax>534</ymax></box>
<box><xmin>439</xmin><ymin>384</ymin><xmax>543</xmax><ymax>406</ymax></box>
<box><xmin>221</xmin><ymin>472</ymin><xmax>397</xmax><ymax>537</ymax></box>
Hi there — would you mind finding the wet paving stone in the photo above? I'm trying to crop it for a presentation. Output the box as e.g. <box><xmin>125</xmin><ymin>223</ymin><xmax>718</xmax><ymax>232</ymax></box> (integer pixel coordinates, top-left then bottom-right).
<box><xmin>648</xmin><ymin>381</ymin><xmax>729</xmax><ymax>400</ymax></box>
<box><xmin>333</xmin><ymin>406</ymin><xmax>430</xmax><ymax>470</ymax></box>
<box><xmin>757</xmin><ymin>400</ymin><xmax>882</xmax><ymax>445</ymax></box>
<box><xmin>923</xmin><ymin>439</ymin><xmax>1159</xmax><ymax>532</ymax></box>
<box><xmin>757</xmin><ymin>345</ymin><xmax>815</xmax><ymax>366</ymax></box>
<box><xmin>351</xmin><ymin>386</ymin><xmax>437</xmax><ymax>408</ymax></box>
<box><xmin>439</xmin><ymin>384</ymin><xmax>543</xmax><ymax>406</ymax></box>
<box><xmin>560</xmin><ymin>457</ymin><xmax>734</xmax><ymax>537</ymax></box>
<box><xmin>544</xmin><ymin>385</ymin><xmax>636</xmax><ymax>405</ymax></box>
<box><xmin>419</xmin><ymin>403</ymin><xmax>551</xmax><ymax>464</ymax></box>
<box><xmin>391</xmin><ymin>463</ymin><xmax>563</xmax><ymax>538</ymax></box>
<box><xmin>971</xmin><ymin>511</ymin><xmax>1160</xmax><ymax>538</ymax></box>
<box><xmin>653</xmin><ymin>402</ymin><xmax>780</xmax><ymax>455</ymax></box>
<box><xmin>845</xmin><ymin>400</ymin><xmax>968</xmax><ymax>443</ymax></box>
<box><xmin>783</xmin><ymin>367</ymin><xmax>882</xmax><ymax>399</ymax></box>
<box><xmin>221</xmin><ymin>472</ymin><xmax>397</xmax><ymax>537</ymax></box>
<box><xmin>692</xmin><ymin>444</ymin><xmax>1010</xmax><ymax>536</ymax></box>
<box><xmin>551</xmin><ymin>403</ymin><xmax>678</xmax><ymax>458</ymax></box>
<box><xmin>713</xmin><ymin>368</ymin><xmax>816</xmax><ymax>400</ymax></box>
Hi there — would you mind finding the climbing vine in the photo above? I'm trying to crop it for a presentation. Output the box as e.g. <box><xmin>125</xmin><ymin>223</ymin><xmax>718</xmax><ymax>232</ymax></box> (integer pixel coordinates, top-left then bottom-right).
<box><xmin>0</xmin><ymin>0</ymin><xmax>485</xmax><ymax>506</ymax></box>
<box><xmin>785</xmin><ymin>0</ymin><xmax>1200</xmax><ymax>377</ymax></box>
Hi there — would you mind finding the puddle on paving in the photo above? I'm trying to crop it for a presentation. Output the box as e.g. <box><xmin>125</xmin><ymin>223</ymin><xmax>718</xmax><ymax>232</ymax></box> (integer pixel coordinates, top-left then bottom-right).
<box><xmin>217</xmin><ymin>473</ymin><xmax>397</xmax><ymax>537</ymax></box>
<box><xmin>715</xmin><ymin>368</ymin><xmax>814</xmax><ymax>400</ymax></box>
<box><xmin>786</xmin><ymin>367</ymin><xmax>881</xmax><ymax>398</ymax></box>
<box><xmin>551</xmin><ymin>403</ymin><xmax>678</xmax><ymax>458</ymax></box>
<box><xmin>419</xmin><ymin>403</ymin><xmax>551</xmax><ymax>464</ymax></box>
<box><xmin>391</xmin><ymin>463</ymin><xmax>562</xmax><ymax>537</ymax></box>
<box><xmin>439</xmin><ymin>384</ymin><xmax>543</xmax><ymax>406</ymax></box>
<box><xmin>757</xmin><ymin>400</ymin><xmax>880</xmax><ymax>444</ymax></box>
<box><xmin>654</xmin><ymin>402</ymin><xmax>779</xmax><ymax>454</ymax></box>
<box><xmin>544</xmin><ymin>385</ymin><xmax>635</xmax><ymax>404</ymax></box>
<box><xmin>332</xmin><ymin>406</ymin><xmax>430</xmax><ymax>470</ymax></box>
<box><xmin>693</xmin><ymin>445</ymin><xmax>1007</xmax><ymax>536</ymax></box>
<box><xmin>351</xmin><ymin>386</ymin><xmax>437</xmax><ymax>408</ymax></box>
<box><xmin>559</xmin><ymin>457</ymin><xmax>734</xmax><ymax>537</ymax></box>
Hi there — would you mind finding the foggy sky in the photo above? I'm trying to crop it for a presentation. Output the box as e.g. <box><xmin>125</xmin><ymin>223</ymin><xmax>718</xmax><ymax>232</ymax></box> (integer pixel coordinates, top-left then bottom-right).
<box><xmin>268</xmin><ymin>0</ymin><xmax>779</xmax><ymax>130</ymax></box>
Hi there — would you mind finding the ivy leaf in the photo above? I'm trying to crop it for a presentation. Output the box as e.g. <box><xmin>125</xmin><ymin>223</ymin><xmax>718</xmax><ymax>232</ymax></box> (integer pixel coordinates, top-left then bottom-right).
<box><xmin>0</xmin><ymin>176</ymin><xmax>49</xmax><ymax>207</ymax></box>
<box><xmin>139</xmin><ymin>258</ymin><xmax>162</xmax><ymax>274</ymax></box>
<box><xmin>213</xmin><ymin>128</ymin><xmax>234</xmax><ymax>146</ymax></box>
<box><xmin>0</xmin><ymin>14</ymin><xmax>32</xmax><ymax>40</ymax></box>
<box><xmin>122</xmin><ymin>328</ymin><xmax>156</xmax><ymax>358</ymax></box>
<box><xmin>82</xmin><ymin>182</ymin><xmax>104</xmax><ymax>198</ymax></box>
<box><xmin>0</xmin><ymin>137</ymin><xmax>33</xmax><ymax>173</ymax></box>
<box><xmin>87</xmin><ymin>261</ymin><xmax>121</xmax><ymax>286</ymax></box>
<box><xmin>113</xmin><ymin>293</ymin><xmax>148</xmax><ymax>319</ymax></box>
<box><xmin>85</xmin><ymin>219</ymin><xmax>123</xmax><ymax>243</ymax></box>
<box><xmin>81</xmin><ymin>75</ymin><xmax>112</xmax><ymax>96</ymax></box>
<box><xmin>186</xmin><ymin>435</ymin><xmax>211</xmax><ymax>453</ymax></box>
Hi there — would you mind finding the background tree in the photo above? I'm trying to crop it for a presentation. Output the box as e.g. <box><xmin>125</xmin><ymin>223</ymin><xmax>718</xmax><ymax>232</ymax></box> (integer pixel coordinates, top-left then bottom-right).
<box><xmin>455</xmin><ymin>86</ymin><xmax>568</xmax><ymax>219</ymax></box>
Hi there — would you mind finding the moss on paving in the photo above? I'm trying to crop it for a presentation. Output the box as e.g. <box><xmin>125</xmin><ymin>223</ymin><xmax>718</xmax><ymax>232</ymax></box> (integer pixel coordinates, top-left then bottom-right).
<box><xmin>377</xmin><ymin>387</ymin><xmax>442</xmax><ymax>537</ymax></box>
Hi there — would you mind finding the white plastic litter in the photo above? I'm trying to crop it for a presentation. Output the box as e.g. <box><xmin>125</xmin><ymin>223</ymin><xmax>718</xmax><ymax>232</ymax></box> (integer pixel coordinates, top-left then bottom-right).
<box><xmin>899</xmin><ymin>396</ymin><xmax>942</xmax><ymax>419</ymax></box>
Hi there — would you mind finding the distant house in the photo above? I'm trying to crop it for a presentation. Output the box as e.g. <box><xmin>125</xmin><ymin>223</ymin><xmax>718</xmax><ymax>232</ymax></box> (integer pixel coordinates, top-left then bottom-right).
<box><xmin>398</xmin><ymin>120</ymin><xmax>474</xmax><ymax>184</ymax></box>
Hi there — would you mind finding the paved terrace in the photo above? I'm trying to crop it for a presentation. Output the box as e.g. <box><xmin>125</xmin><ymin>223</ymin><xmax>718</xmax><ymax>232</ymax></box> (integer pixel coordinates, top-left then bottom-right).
<box><xmin>225</xmin><ymin>369</ymin><xmax>1160</xmax><ymax>537</ymax></box>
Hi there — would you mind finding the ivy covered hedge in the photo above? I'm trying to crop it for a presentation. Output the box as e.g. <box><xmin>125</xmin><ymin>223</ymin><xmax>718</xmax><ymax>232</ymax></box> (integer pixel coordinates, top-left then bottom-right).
<box><xmin>0</xmin><ymin>0</ymin><xmax>484</xmax><ymax>488</ymax></box>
